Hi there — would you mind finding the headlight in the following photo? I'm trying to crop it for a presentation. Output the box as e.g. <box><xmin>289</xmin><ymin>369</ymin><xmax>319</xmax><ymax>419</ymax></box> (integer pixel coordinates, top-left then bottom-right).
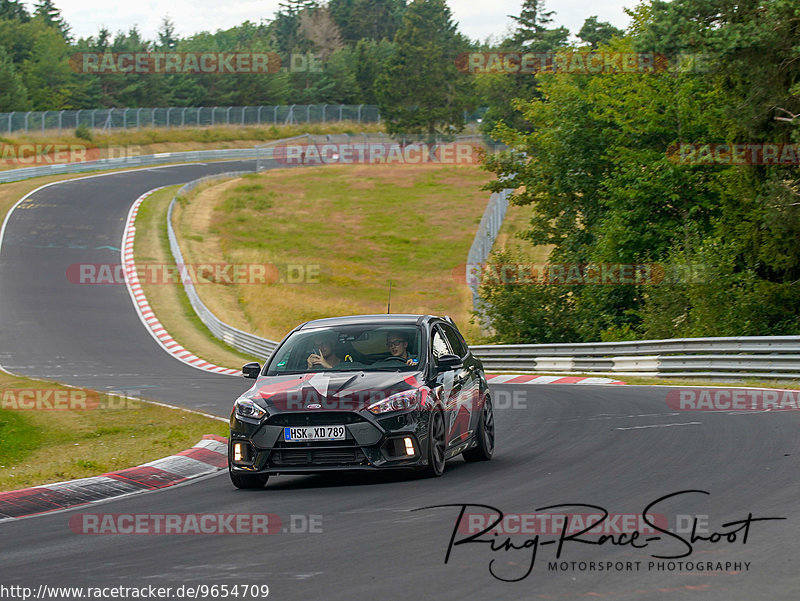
<box><xmin>235</xmin><ymin>398</ymin><xmax>267</xmax><ymax>420</ymax></box>
<box><xmin>368</xmin><ymin>390</ymin><xmax>420</xmax><ymax>415</ymax></box>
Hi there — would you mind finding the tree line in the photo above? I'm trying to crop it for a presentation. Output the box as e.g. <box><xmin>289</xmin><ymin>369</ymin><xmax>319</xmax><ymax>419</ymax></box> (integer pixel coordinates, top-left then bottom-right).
<box><xmin>5</xmin><ymin>0</ymin><xmax>793</xmax><ymax>341</ymax></box>
<box><xmin>0</xmin><ymin>0</ymin><xmax>616</xmax><ymax>134</ymax></box>
<box><xmin>480</xmin><ymin>0</ymin><xmax>800</xmax><ymax>341</ymax></box>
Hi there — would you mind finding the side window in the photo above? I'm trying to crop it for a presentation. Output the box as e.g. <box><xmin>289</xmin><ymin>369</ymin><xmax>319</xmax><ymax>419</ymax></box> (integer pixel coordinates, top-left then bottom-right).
<box><xmin>430</xmin><ymin>327</ymin><xmax>451</xmax><ymax>360</ymax></box>
<box><xmin>440</xmin><ymin>323</ymin><xmax>467</xmax><ymax>358</ymax></box>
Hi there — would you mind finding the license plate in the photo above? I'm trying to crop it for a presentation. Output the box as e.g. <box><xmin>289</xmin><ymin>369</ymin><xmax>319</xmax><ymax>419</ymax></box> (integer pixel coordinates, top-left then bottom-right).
<box><xmin>284</xmin><ymin>425</ymin><xmax>346</xmax><ymax>442</ymax></box>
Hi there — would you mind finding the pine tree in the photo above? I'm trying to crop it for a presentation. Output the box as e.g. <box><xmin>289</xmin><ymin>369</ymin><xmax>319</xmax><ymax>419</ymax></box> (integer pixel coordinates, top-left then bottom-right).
<box><xmin>0</xmin><ymin>0</ymin><xmax>30</xmax><ymax>21</ymax></box>
<box><xmin>33</xmin><ymin>0</ymin><xmax>70</xmax><ymax>39</ymax></box>
<box><xmin>508</xmin><ymin>0</ymin><xmax>567</xmax><ymax>52</ymax></box>
<box><xmin>374</xmin><ymin>0</ymin><xmax>472</xmax><ymax>137</ymax></box>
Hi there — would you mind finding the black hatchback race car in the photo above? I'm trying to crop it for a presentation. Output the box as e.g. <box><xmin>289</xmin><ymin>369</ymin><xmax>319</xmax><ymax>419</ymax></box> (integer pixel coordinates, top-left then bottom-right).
<box><xmin>228</xmin><ymin>314</ymin><xmax>495</xmax><ymax>488</ymax></box>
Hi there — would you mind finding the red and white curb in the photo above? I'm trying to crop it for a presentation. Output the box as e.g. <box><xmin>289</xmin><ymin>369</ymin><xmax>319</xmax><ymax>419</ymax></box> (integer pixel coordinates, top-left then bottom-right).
<box><xmin>122</xmin><ymin>191</ymin><xmax>628</xmax><ymax>385</ymax></box>
<box><xmin>0</xmin><ymin>435</ymin><xmax>229</xmax><ymax>521</ymax></box>
<box><xmin>122</xmin><ymin>188</ymin><xmax>238</xmax><ymax>376</ymax></box>
<box><xmin>486</xmin><ymin>374</ymin><xmax>625</xmax><ymax>385</ymax></box>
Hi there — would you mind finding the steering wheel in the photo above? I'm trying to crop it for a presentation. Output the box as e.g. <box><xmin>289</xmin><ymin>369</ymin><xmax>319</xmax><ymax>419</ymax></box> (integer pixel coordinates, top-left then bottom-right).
<box><xmin>383</xmin><ymin>355</ymin><xmax>408</xmax><ymax>362</ymax></box>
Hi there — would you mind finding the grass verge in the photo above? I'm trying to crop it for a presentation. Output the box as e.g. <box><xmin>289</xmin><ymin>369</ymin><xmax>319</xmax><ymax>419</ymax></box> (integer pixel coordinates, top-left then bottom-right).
<box><xmin>173</xmin><ymin>163</ymin><xmax>493</xmax><ymax>342</ymax></box>
<box><xmin>0</xmin><ymin>371</ymin><xmax>227</xmax><ymax>492</ymax></box>
<box><xmin>134</xmin><ymin>186</ymin><xmax>256</xmax><ymax>368</ymax></box>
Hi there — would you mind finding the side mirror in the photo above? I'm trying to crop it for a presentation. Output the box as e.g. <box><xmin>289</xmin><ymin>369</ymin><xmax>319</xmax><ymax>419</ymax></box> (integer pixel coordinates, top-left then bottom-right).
<box><xmin>436</xmin><ymin>354</ymin><xmax>462</xmax><ymax>372</ymax></box>
<box><xmin>242</xmin><ymin>362</ymin><xmax>261</xmax><ymax>379</ymax></box>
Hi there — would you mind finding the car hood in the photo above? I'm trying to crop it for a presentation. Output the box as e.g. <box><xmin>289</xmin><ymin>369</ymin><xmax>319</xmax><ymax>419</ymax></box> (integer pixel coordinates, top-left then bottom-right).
<box><xmin>243</xmin><ymin>371</ymin><xmax>425</xmax><ymax>412</ymax></box>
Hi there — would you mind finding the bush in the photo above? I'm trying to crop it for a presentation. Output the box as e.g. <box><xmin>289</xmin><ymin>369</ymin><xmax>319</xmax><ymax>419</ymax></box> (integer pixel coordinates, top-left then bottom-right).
<box><xmin>75</xmin><ymin>124</ymin><xmax>92</xmax><ymax>141</ymax></box>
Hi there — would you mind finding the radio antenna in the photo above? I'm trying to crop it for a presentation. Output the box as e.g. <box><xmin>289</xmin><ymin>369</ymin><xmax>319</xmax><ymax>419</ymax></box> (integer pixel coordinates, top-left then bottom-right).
<box><xmin>387</xmin><ymin>280</ymin><xmax>392</xmax><ymax>314</ymax></box>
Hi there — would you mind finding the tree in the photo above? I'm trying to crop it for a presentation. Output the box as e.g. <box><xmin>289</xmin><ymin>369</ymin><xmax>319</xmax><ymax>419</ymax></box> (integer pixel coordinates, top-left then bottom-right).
<box><xmin>299</xmin><ymin>6</ymin><xmax>343</xmax><ymax>60</ymax></box>
<box><xmin>578</xmin><ymin>16</ymin><xmax>622</xmax><ymax>49</ymax></box>
<box><xmin>157</xmin><ymin>16</ymin><xmax>178</xmax><ymax>50</ymax></box>
<box><xmin>0</xmin><ymin>0</ymin><xmax>29</xmax><ymax>21</ymax></box>
<box><xmin>33</xmin><ymin>0</ymin><xmax>70</xmax><ymax>39</ymax></box>
<box><xmin>477</xmin><ymin>0</ymin><xmax>569</xmax><ymax>136</ymax></box>
<box><xmin>508</xmin><ymin>0</ymin><xmax>568</xmax><ymax>51</ymax></box>
<box><xmin>329</xmin><ymin>0</ymin><xmax>406</xmax><ymax>45</ymax></box>
<box><xmin>374</xmin><ymin>0</ymin><xmax>473</xmax><ymax>137</ymax></box>
<box><xmin>0</xmin><ymin>44</ymin><xmax>28</xmax><ymax>110</ymax></box>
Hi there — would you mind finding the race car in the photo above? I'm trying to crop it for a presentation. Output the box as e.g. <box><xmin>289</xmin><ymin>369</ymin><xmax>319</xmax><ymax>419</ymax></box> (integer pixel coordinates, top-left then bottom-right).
<box><xmin>228</xmin><ymin>314</ymin><xmax>494</xmax><ymax>488</ymax></box>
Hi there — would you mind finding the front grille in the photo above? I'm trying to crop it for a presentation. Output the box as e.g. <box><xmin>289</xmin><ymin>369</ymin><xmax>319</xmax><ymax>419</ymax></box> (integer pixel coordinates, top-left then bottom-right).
<box><xmin>269</xmin><ymin>447</ymin><xmax>367</xmax><ymax>467</ymax></box>
<box><xmin>266</xmin><ymin>412</ymin><xmax>365</xmax><ymax>427</ymax></box>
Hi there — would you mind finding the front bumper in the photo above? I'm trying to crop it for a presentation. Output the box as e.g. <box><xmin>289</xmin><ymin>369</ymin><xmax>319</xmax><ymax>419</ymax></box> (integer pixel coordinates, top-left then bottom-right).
<box><xmin>229</xmin><ymin>410</ymin><xmax>429</xmax><ymax>475</ymax></box>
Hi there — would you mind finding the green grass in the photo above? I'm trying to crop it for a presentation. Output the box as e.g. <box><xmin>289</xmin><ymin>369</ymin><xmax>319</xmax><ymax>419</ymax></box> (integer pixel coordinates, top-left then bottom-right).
<box><xmin>0</xmin><ymin>373</ymin><xmax>228</xmax><ymax>491</ymax></box>
<box><xmin>175</xmin><ymin>163</ymin><xmax>493</xmax><ymax>342</ymax></box>
<box><xmin>133</xmin><ymin>186</ymin><xmax>257</xmax><ymax>368</ymax></box>
<box><xmin>0</xmin><ymin>409</ymin><xmax>45</xmax><ymax>466</ymax></box>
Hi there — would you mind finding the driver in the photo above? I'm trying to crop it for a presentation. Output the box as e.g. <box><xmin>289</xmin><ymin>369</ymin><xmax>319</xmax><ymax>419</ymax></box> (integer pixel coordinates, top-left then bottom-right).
<box><xmin>306</xmin><ymin>332</ymin><xmax>342</xmax><ymax>369</ymax></box>
<box><xmin>385</xmin><ymin>332</ymin><xmax>418</xmax><ymax>366</ymax></box>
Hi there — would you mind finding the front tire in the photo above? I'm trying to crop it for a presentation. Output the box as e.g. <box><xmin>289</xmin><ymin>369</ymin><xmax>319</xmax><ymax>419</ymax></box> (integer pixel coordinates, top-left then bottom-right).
<box><xmin>229</xmin><ymin>468</ymin><xmax>269</xmax><ymax>489</ymax></box>
<box><xmin>421</xmin><ymin>408</ymin><xmax>446</xmax><ymax>477</ymax></box>
<box><xmin>463</xmin><ymin>394</ymin><xmax>495</xmax><ymax>462</ymax></box>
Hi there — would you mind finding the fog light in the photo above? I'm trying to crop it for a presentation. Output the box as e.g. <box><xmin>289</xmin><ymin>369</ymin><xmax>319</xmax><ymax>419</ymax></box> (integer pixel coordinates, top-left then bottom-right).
<box><xmin>233</xmin><ymin>442</ymin><xmax>244</xmax><ymax>462</ymax></box>
<box><xmin>404</xmin><ymin>437</ymin><xmax>415</xmax><ymax>456</ymax></box>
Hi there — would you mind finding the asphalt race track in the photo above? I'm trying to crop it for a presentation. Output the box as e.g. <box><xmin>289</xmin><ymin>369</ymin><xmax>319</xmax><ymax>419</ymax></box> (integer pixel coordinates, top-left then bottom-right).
<box><xmin>0</xmin><ymin>162</ymin><xmax>798</xmax><ymax>600</ymax></box>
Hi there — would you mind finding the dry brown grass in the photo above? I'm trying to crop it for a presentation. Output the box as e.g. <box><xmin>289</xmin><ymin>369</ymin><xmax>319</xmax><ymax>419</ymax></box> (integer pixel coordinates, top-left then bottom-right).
<box><xmin>175</xmin><ymin>163</ymin><xmax>493</xmax><ymax>342</ymax></box>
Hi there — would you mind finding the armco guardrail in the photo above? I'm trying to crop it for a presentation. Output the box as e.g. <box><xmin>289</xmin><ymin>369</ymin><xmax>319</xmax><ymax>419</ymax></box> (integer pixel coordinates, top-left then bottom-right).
<box><xmin>471</xmin><ymin>337</ymin><xmax>800</xmax><ymax>378</ymax></box>
<box><xmin>466</xmin><ymin>188</ymin><xmax>512</xmax><ymax>310</ymax></box>
<box><xmin>167</xmin><ymin>171</ymin><xmax>280</xmax><ymax>361</ymax></box>
<box><xmin>44</xmin><ymin>137</ymin><xmax>790</xmax><ymax>380</ymax></box>
<box><xmin>0</xmin><ymin>148</ymin><xmax>261</xmax><ymax>184</ymax></box>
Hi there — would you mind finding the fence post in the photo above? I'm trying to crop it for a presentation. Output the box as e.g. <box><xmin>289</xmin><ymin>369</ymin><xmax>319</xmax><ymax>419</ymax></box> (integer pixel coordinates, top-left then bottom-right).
<box><xmin>273</xmin><ymin>106</ymin><xmax>278</xmax><ymax>124</ymax></box>
<box><xmin>339</xmin><ymin>105</ymin><xmax>343</xmax><ymax>121</ymax></box>
<box><xmin>357</xmin><ymin>104</ymin><xmax>363</xmax><ymax>123</ymax></box>
<box><xmin>197</xmin><ymin>107</ymin><xmax>201</xmax><ymax>126</ymax></box>
<box><xmin>166</xmin><ymin>107</ymin><xmax>171</xmax><ymax>128</ymax></box>
<box><xmin>91</xmin><ymin>109</ymin><xmax>97</xmax><ymax>129</ymax></box>
<box><xmin>322</xmin><ymin>104</ymin><xmax>327</xmax><ymax>123</ymax></box>
<box><xmin>7</xmin><ymin>112</ymin><xmax>12</xmax><ymax>134</ymax></box>
<box><xmin>181</xmin><ymin>107</ymin><xmax>187</xmax><ymax>127</ymax></box>
<box><xmin>150</xmin><ymin>108</ymin><xmax>156</xmax><ymax>127</ymax></box>
<box><xmin>226</xmin><ymin>106</ymin><xmax>231</xmax><ymax>125</ymax></box>
<box><xmin>258</xmin><ymin>106</ymin><xmax>263</xmax><ymax>125</ymax></box>
<box><xmin>41</xmin><ymin>111</ymin><xmax>46</xmax><ymax>133</ymax></box>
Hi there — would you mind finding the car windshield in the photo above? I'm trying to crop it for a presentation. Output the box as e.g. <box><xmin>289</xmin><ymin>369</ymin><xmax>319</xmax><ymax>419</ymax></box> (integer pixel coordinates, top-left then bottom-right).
<box><xmin>266</xmin><ymin>324</ymin><xmax>423</xmax><ymax>375</ymax></box>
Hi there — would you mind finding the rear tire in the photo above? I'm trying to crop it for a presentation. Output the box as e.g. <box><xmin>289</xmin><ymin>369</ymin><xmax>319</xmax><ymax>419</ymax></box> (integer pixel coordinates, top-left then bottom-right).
<box><xmin>463</xmin><ymin>394</ymin><xmax>494</xmax><ymax>462</ymax></box>
<box><xmin>229</xmin><ymin>469</ymin><xmax>269</xmax><ymax>489</ymax></box>
<box><xmin>421</xmin><ymin>408</ymin><xmax>446</xmax><ymax>477</ymax></box>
